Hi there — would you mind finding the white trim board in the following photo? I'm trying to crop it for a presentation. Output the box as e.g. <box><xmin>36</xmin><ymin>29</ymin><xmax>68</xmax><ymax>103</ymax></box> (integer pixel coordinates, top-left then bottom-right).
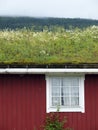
<box><xmin>0</xmin><ymin>68</ymin><xmax>98</xmax><ymax>74</ymax></box>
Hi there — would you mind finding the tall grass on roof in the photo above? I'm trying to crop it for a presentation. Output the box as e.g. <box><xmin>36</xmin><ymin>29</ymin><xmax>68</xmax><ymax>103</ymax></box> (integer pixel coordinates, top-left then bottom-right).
<box><xmin>0</xmin><ymin>26</ymin><xmax>98</xmax><ymax>65</ymax></box>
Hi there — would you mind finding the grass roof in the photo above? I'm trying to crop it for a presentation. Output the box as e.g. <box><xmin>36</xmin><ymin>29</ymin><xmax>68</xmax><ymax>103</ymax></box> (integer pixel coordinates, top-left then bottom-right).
<box><xmin>0</xmin><ymin>26</ymin><xmax>98</xmax><ymax>66</ymax></box>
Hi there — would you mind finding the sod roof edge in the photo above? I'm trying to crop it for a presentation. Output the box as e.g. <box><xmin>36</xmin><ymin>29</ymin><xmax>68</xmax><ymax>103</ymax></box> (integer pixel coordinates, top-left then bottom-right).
<box><xmin>0</xmin><ymin>63</ymin><xmax>98</xmax><ymax>68</ymax></box>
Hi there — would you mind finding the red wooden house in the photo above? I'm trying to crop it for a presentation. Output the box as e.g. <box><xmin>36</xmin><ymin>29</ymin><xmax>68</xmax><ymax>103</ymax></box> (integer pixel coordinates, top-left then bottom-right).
<box><xmin>0</xmin><ymin>26</ymin><xmax>98</xmax><ymax>130</ymax></box>
<box><xmin>0</xmin><ymin>67</ymin><xmax>98</xmax><ymax>130</ymax></box>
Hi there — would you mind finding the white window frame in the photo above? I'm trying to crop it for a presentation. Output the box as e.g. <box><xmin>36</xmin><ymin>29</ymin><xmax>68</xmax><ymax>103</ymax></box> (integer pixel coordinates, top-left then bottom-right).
<box><xmin>46</xmin><ymin>75</ymin><xmax>85</xmax><ymax>113</ymax></box>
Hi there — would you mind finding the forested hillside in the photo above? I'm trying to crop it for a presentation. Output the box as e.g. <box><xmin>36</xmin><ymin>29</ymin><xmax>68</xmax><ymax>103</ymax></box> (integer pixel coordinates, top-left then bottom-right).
<box><xmin>0</xmin><ymin>17</ymin><xmax>98</xmax><ymax>30</ymax></box>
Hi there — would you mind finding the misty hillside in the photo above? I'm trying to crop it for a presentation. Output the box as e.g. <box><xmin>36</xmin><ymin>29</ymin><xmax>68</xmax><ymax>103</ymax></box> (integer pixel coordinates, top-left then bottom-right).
<box><xmin>0</xmin><ymin>17</ymin><xmax>98</xmax><ymax>30</ymax></box>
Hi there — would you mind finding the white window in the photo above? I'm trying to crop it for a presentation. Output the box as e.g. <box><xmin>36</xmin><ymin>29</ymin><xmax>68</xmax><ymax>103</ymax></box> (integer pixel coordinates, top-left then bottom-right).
<box><xmin>46</xmin><ymin>75</ymin><xmax>85</xmax><ymax>113</ymax></box>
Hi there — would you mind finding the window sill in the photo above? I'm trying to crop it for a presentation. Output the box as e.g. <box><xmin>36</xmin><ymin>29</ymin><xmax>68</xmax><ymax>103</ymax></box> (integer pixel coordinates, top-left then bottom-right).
<box><xmin>47</xmin><ymin>107</ymin><xmax>85</xmax><ymax>113</ymax></box>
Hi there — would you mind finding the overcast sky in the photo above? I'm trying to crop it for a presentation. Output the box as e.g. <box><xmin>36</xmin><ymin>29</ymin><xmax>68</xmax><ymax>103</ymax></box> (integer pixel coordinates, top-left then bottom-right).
<box><xmin>0</xmin><ymin>0</ymin><xmax>98</xmax><ymax>19</ymax></box>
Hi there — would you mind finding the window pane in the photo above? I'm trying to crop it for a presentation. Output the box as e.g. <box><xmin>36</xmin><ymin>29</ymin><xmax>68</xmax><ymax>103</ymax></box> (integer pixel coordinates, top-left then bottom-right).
<box><xmin>52</xmin><ymin>78</ymin><xmax>60</xmax><ymax>86</ymax></box>
<box><xmin>52</xmin><ymin>87</ymin><xmax>60</xmax><ymax>96</ymax></box>
<box><xmin>52</xmin><ymin>97</ymin><xmax>60</xmax><ymax>106</ymax></box>
<box><xmin>63</xmin><ymin>97</ymin><xmax>70</xmax><ymax>106</ymax></box>
<box><xmin>62</xmin><ymin>87</ymin><xmax>70</xmax><ymax>96</ymax></box>
<box><xmin>71</xmin><ymin>78</ymin><xmax>79</xmax><ymax>86</ymax></box>
<box><xmin>63</xmin><ymin>78</ymin><xmax>71</xmax><ymax>86</ymax></box>
<box><xmin>71</xmin><ymin>87</ymin><xmax>79</xmax><ymax>97</ymax></box>
<box><xmin>63</xmin><ymin>77</ymin><xmax>79</xmax><ymax>86</ymax></box>
<box><xmin>71</xmin><ymin>97</ymin><xmax>79</xmax><ymax>106</ymax></box>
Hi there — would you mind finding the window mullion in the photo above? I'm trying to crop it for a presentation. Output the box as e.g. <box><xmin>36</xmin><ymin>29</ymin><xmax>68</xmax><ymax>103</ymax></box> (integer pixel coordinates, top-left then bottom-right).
<box><xmin>60</xmin><ymin>77</ymin><xmax>61</xmax><ymax>106</ymax></box>
<box><xmin>61</xmin><ymin>78</ymin><xmax>64</xmax><ymax>106</ymax></box>
<box><xmin>69</xmin><ymin>85</ymin><xmax>71</xmax><ymax>107</ymax></box>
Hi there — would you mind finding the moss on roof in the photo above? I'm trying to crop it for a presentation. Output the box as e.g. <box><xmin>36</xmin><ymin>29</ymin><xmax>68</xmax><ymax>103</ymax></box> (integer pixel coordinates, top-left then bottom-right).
<box><xmin>0</xmin><ymin>26</ymin><xmax>98</xmax><ymax>65</ymax></box>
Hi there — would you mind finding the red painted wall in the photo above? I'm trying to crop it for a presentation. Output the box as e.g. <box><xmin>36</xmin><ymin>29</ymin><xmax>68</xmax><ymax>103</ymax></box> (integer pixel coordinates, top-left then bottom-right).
<box><xmin>0</xmin><ymin>74</ymin><xmax>98</xmax><ymax>130</ymax></box>
<box><xmin>0</xmin><ymin>75</ymin><xmax>46</xmax><ymax>130</ymax></box>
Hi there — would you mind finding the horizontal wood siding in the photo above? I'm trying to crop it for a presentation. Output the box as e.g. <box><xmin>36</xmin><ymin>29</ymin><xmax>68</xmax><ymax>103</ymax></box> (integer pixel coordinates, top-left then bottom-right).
<box><xmin>0</xmin><ymin>74</ymin><xmax>98</xmax><ymax>130</ymax></box>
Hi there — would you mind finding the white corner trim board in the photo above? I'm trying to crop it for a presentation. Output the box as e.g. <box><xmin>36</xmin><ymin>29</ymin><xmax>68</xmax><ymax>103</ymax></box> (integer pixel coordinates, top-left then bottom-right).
<box><xmin>0</xmin><ymin>68</ymin><xmax>98</xmax><ymax>74</ymax></box>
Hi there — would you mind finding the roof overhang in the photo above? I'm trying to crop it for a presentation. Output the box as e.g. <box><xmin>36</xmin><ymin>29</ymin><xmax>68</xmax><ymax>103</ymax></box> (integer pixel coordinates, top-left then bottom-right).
<box><xmin>0</xmin><ymin>68</ymin><xmax>98</xmax><ymax>74</ymax></box>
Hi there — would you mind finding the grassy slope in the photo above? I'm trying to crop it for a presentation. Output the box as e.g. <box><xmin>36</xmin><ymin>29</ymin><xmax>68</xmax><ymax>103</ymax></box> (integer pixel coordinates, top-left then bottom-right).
<box><xmin>0</xmin><ymin>26</ymin><xmax>98</xmax><ymax>65</ymax></box>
